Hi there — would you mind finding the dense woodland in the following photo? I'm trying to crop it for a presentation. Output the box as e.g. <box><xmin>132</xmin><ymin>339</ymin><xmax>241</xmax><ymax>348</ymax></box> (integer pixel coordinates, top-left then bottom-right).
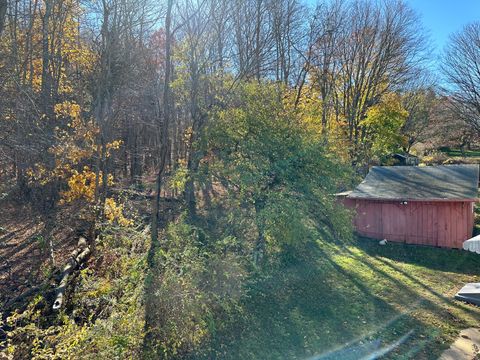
<box><xmin>0</xmin><ymin>0</ymin><xmax>480</xmax><ymax>358</ymax></box>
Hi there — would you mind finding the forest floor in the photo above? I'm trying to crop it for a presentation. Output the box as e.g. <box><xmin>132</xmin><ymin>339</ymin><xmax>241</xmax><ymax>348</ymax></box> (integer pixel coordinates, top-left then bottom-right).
<box><xmin>189</xmin><ymin>237</ymin><xmax>480</xmax><ymax>360</ymax></box>
<box><xmin>0</xmin><ymin>185</ymin><xmax>175</xmax><ymax>311</ymax></box>
<box><xmin>0</xmin><ymin>201</ymin><xmax>80</xmax><ymax>308</ymax></box>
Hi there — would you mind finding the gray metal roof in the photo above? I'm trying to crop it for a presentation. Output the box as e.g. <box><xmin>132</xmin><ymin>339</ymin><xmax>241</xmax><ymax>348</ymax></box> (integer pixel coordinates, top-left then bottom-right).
<box><xmin>348</xmin><ymin>165</ymin><xmax>479</xmax><ymax>201</ymax></box>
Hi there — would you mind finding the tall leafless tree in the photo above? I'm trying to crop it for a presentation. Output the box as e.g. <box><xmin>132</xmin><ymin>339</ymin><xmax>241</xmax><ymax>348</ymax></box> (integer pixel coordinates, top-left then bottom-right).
<box><xmin>334</xmin><ymin>0</ymin><xmax>425</xmax><ymax>166</ymax></box>
<box><xmin>0</xmin><ymin>0</ymin><xmax>8</xmax><ymax>36</ymax></box>
<box><xmin>443</xmin><ymin>22</ymin><xmax>480</xmax><ymax>136</ymax></box>
<box><xmin>150</xmin><ymin>0</ymin><xmax>173</xmax><ymax>260</ymax></box>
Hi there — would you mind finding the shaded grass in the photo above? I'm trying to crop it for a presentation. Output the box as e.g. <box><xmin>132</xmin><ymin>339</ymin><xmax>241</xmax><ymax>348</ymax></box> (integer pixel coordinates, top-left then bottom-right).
<box><xmin>190</xmin><ymin>237</ymin><xmax>480</xmax><ymax>359</ymax></box>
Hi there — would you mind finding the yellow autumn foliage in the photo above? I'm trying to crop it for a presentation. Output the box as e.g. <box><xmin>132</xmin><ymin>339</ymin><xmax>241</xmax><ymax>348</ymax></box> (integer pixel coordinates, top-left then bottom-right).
<box><xmin>360</xmin><ymin>92</ymin><xmax>409</xmax><ymax>156</ymax></box>
<box><xmin>15</xmin><ymin>0</ymin><xmax>96</xmax><ymax>94</ymax></box>
<box><xmin>106</xmin><ymin>140</ymin><xmax>123</xmax><ymax>158</ymax></box>
<box><xmin>26</xmin><ymin>164</ymin><xmax>49</xmax><ymax>186</ymax></box>
<box><xmin>282</xmin><ymin>84</ymin><xmax>351</xmax><ymax>162</ymax></box>
<box><xmin>59</xmin><ymin>168</ymin><xmax>132</xmax><ymax>226</ymax></box>
<box><xmin>54</xmin><ymin>101</ymin><xmax>82</xmax><ymax>120</ymax></box>
<box><xmin>60</xmin><ymin>167</ymin><xmax>113</xmax><ymax>204</ymax></box>
<box><xmin>104</xmin><ymin>198</ymin><xmax>133</xmax><ymax>227</ymax></box>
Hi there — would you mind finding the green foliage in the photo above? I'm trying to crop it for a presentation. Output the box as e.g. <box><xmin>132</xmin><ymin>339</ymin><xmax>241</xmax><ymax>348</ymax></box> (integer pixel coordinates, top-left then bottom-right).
<box><xmin>203</xmin><ymin>82</ymin><xmax>353</xmax><ymax>261</ymax></box>
<box><xmin>33</xmin><ymin>234</ymin><xmax>47</xmax><ymax>252</ymax></box>
<box><xmin>146</xmin><ymin>214</ymin><xmax>248</xmax><ymax>358</ymax></box>
<box><xmin>361</xmin><ymin>93</ymin><xmax>409</xmax><ymax>159</ymax></box>
<box><xmin>167</xmin><ymin>162</ymin><xmax>190</xmax><ymax>193</ymax></box>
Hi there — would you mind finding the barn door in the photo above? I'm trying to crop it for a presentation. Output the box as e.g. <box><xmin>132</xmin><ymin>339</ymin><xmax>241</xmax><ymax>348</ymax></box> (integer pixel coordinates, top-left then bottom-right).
<box><xmin>381</xmin><ymin>203</ymin><xmax>407</xmax><ymax>242</ymax></box>
<box><xmin>406</xmin><ymin>203</ymin><xmax>438</xmax><ymax>246</ymax></box>
<box><xmin>424</xmin><ymin>204</ymin><xmax>439</xmax><ymax>246</ymax></box>
<box><xmin>437</xmin><ymin>204</ymin><xmax>451</xmax><ymax>248</ymax></box>
<box><xmin>406</xmin><ymin>203</ymin><xmax>419</xmax><ymax>245</ymax></box>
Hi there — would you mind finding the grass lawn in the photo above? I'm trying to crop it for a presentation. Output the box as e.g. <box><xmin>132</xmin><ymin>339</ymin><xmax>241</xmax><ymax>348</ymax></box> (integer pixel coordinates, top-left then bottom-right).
<box><xmin>438</xmin><ymin>147</ymin><xmax>480</xmax><ymax>158</ymax></box>
<box><xmin>191</xmin><ymin>237</ymin><xmax>480</xmax><ymax>359</ymax></box>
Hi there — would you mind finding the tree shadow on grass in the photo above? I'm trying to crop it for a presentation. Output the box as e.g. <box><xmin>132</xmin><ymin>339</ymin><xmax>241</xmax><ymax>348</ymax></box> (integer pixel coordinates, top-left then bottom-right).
<box><xmin>329</xmin><ymin>238</ymin><xmax>480</xmax><ymax>358</ymax></box>
<box><xmin>334</xmin><ymin>242</ymin><xmax>480</xmax><ymax>320</ymax></box>
<box><xmin>188</xmin><ymin>239</ymin><xmax>446</xmax><ymax>360</ymax></box>
<box><xmin>314</xmin><ymin>244</ymin><xmax>478</xmax><ymax>359</ymax></box>
<box><xmin>357</xmin><ymin>236</ymin><xmax>480</xmax><ymax>276</ymax></box>
<box><xmin>182</xmin><ymin>216</ymin><xmax>480</xmax><ymax>360</ymax></box>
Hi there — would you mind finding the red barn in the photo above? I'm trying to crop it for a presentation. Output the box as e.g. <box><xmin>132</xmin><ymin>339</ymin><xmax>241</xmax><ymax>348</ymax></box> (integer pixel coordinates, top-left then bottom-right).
<box><xmin>341</xmin><ymin>165</ymin><xmax>479</xmax><ymax>248</ymax></box>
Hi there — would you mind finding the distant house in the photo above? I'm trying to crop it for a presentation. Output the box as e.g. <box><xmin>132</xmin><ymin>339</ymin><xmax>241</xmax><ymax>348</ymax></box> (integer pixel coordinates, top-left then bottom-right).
<box><xmin>391</xmin><ymin>153</ymin><xmax>419</xmax><ymax>166</ymax></box>
<box><xmin>340</xmin><ymin>165</ymin><xmax>479</xmax><ymax>248</ymax></box>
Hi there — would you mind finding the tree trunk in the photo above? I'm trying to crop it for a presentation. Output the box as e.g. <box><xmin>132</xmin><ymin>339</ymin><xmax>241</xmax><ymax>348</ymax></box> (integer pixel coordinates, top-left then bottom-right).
<box><xmin>253</xmin><ymin>197</ymin><xmax>266</xmax><ymax>265</ymax></box>
<box><xmin>184</xmin><ymin>156</ymin><xmax>198</xmax><ymax>217</ymax></box>
<box><xmin>0</xmin><ymin>0</ymin><xmax>7</xmax><ymax>37</ymax></box>
<box><xmin>145</xmin><ymin>1</ymin><xmax>174</xmax><ymax>354</ymax></box>
<box><xmin>52</xmin><ymin>237</ymin><xmax>91</xmax><ymax>310</ymax></box>
<box><xmin>41</xmin><ymin>0</ymin><xmax>52</xmax><ymax>115</ymax></box>
<box><xmin>149</xmin><ymin>0</ymin><xmax>173</xmax><ymax>265</ymax></box>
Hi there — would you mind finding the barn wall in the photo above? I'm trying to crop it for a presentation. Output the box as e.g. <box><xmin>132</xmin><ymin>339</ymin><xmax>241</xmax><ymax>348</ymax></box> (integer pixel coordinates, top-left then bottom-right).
<box><xmin>343</xmin><ymin>199</ymin><xmax>475</xmax><ymax>249</ymax></box>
